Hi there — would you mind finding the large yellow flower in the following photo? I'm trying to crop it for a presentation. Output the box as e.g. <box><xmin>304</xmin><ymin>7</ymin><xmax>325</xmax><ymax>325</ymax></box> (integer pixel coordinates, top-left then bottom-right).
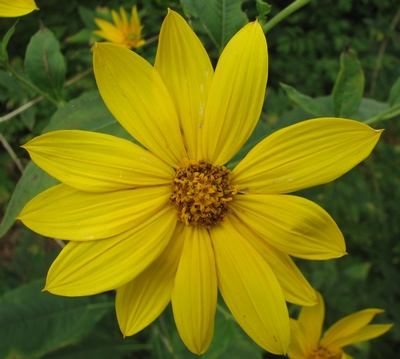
<box><xmin>93</xmin><ymin>5</ymin><xmax>145</xmax><ymax>49</ymax></box>
<box><xmin>18</xmin><ymin>10</ymin><xmax>382</xmax><ymax>355</ymax></box>
<box><xmin>0</xmin><ymin>0</ymin><xmax>38</xmax><ymax>17</ymax></box>
<box><xmin>289</xmin><ymin>291</ymin><xmax>392</xmax><ymax>359</ymax></box>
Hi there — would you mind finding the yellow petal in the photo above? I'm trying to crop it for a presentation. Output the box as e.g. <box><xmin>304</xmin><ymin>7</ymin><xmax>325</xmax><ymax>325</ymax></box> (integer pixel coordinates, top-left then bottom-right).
<box><xmin>321</xmin><ymin>309</ymin><xmax>387</xmax><ymax>348</ymax></box>
<box><xmin>231</xmin><ymin>194</ymin><xmax>345</xmax><ymax>259</ymax></box>
<box><xmin>288</xmin><ymin>319</ymin><xmax>309</xmax><ymax>359</ymax></box>
<box><xmin>211</xmin><ymin>220</ymin><xmax>290</xmax><ymax>354</ymax></box>
<box><xmin>336</xmin><ymin>324</ymin><xmax>393</xmax><ymax>348</ymax></box>
<box><xmin>111</xmin><ymin>8</ymin><xmax>123</xmax><ymax>29</ymax></box>
<box><xmin>93</xmin><ymin>42</ymin><xmax>187</xmax><ymax>168</ymax></box>
<box><xmin>18</xmin><ymin>184</ymin><xmax>170</xmax><ymax>240</ymax></box>
<box><xmin>226</xmin><ymin>215</ymin><xmax>316</xmax><ymax>306</ymax></box>
<box><xmin>154</xmin><ymin>10</ymin><xmax>214</xmax><ymax>160</ymax></box>
<box><xmin>202</xmin><ymin>21</ymin><xmax>268</xmax><ymax>165</ymax></box>
<box><xmin>23</xmin><ymin>130</ymin><xmax>174</xmax><ymax>192</ymax></box>
<box><xmin>297</xmin><ymin>291</ymin><xmax>325</xmax><ymax>354</ymax></box>
<box><xmin>94</xmin><ymin>19</ymin><xmax>124</xmax><ymax>42</ymax></box>
<box><xmin>0</xmin><ymin>0</ymin><xmax>38</xmax><ymax>17</ymax></box>
<box><xmin>172</xmin><ymin>226</ymin><xmax>217</xmax><ymax>355</ymax></box>
<box><xmin>341</xmin><ymin>352</ymin><xmax>354</xmax><ymax>359</ymax></box>
<box><xmin>232</xmin><ymin>118</ymin><xmax>382</xmax><ymax>194</ymax></box>
<box><xmin>44</xmin><ymin>205</ymin><xmax>176</xmax><ymax>296</ymax></box>
<box><xmin>116</xmin><ymin>222</ymin><xmax>185</xmax><ymax>336</ymax></box>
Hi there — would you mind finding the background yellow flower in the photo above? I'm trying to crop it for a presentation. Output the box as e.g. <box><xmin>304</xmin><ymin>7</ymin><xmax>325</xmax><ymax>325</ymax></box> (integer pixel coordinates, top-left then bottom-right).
<box><xmin>289</xmin><ymin>291</ymin><xmax>393</xmax><ymax>359</ymax></box>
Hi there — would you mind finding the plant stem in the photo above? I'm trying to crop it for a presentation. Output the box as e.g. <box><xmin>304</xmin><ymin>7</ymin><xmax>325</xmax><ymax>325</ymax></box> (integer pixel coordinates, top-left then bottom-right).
<box><xmin>263</xmin><ymin>0</ymin><xmax>310</xmax><ymax>33</ymax></box>
<box><xmin>5</xmin><ymin>64</ymin><xmax>61</xmax><ymax>107</ymax></box>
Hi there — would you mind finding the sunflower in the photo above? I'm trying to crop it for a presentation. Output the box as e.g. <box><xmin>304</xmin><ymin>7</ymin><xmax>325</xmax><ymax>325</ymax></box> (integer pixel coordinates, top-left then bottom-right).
<box><xmin>93</xmin><ymin>5</ymin><xmax>145</xmax><ymax>49</ymax></box>
<box><xmin>289</xmin><ymin>291</ymin><xmax>392</xmax><ymax>359</ymax></box>
<box><xmin>18</xmin><ymin>10</ymin><xmax>382</xmax><ymax>355</ymax></box>
<box><xmin>0</xmin><ymin>0</ymin><xmax>38</xmax><ymax>17</ymax></box>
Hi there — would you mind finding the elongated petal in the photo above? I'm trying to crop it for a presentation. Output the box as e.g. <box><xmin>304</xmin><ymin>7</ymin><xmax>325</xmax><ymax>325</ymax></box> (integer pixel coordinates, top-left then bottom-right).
<box><xmin>44</xmin><ymin>205</ymin><xmax>176</xmax><ymax>296</ymax></box>
<box><xmin>0</xmin><ymin>0</ymin><xmax>38</xmax><ymax>17</ymax></box>
<box><xmin>232</xmin><ymin>118</ymin><xmax>382</xmax><ymax>194</ymax></box>
<box><xmin>155</xmin><ymin>10</ymin><xmax>214</xmax><ymax>160</ymax></box>
<box><xmin>321</xmin><ymin>309</ymin><xmax>386</xmax><ymax>348</ymax></box>
<box><xmin>202</xmin><ymin>21</ymin><xmax>268</xmax><ymax>165</ymax></box>
<box><xmin>23</xmin><ymin>130</ymin><xmax>174</xmax><ymax>192</ymax></box>
<box><xmin>231</xmin><ymin>194</ymin><xmax>345</xmax><ymax>259</ymax></box>
<box><xmin>211</xmin><ymin>220</ymin><xmax>290</xmax><ymax>355</ymax></box>
<box><xmin>18</xmin><ymin>184</ymin><xmax>170</xmax><ymax>240</ymax></box>
<box><xmin>172</xmin><ymin>226</ymin><xmax>217</xmax><ymax>354</ymax></box>
<box><xmin>94</xmin><ymin>19</ymin><xmax>123</xmax><ymax>42</ymax></box>
<box><xmin>297</xmin><ymin>291</ymin><xmax>325</xmax><ymax>354</ymax></box>
<box><xmin>288</xmin><ymin>319</ymin><xmax>309</xmax><ymax>359</ymax></box>
<box><xmin>341</xmin><ymin>352</ymin><xmax>354</xmax><ymax>359</ymax></box>
<box><xmin>93</xmin><ymin>42</ymin><xmax>187</xmax><ymax>168</ymax></box>
<box><xmin>336</xmin><ymin>324</ymin><xmax>393</xmax><ymax>348</ymax></box>
<box><xmin>225</xmin><ymin>215</ymin><xmax>316</xmax><ymax>305</ymax></box>
<box><xmin>116</xmin><ymin>222</ymin><xmax>185</xmax><ymax>336</ymax></box>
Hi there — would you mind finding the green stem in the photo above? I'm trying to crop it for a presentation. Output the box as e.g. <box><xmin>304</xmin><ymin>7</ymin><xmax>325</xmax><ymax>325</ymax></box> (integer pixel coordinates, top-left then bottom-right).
<box><xmin>364</xmin><ymin>103</ymin><xmax>400</xmax><ymax>125</ymax></box>
<box><xmin>263</xmin><ymin>0</ymin><xmax>310</xmax><ymax>33</ymax></box>
<box><xmin>6</xmin><ymin>64</ymin><xmax>61</xmax><ymax>108</ymax></box>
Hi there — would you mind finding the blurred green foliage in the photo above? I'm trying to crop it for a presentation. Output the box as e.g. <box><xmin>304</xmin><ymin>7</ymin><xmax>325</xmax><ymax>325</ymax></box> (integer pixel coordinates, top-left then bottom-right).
<box><xmin>0</xmin><ymin>0</ymin><xmax>399</xmax><ymax>358</ymax></box>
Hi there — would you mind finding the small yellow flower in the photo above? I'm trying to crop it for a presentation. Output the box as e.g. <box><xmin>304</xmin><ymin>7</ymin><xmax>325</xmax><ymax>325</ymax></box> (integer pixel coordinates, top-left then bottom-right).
<box><xmin>289</xmin><ymin>291</ymin><xmax>393</xmax><ymax>359</ymax></box>
<box><xmin>93</xmin><ymin>5</ymin><xmax>145</xmax><ymax>49</ymax></box>
<box><xmin>0</xmin><ymin>0</ymin><xmax>38</xmax><ymax>17</ymax></box>
<box><xmin>18</xmin><ymin>10</ymin><xmax>382</xmax><ymax>356</ymax></box>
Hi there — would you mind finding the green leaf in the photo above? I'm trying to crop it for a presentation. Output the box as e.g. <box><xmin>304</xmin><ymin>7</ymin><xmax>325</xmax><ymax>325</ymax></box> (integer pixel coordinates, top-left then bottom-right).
<box><xmin>180</xmin><ymin>0</ymin><xmax>248</xmax><ymax>51</ymax></box>
<box><xmin>0</xmin><ymin>21</ymin><xmax>18</xmax><ymax>64</ymax></box>
<box><xmin>389</xmin><ymin>75</ymin><xmax>400</xmax><ymax>107</ymax></box>
<box><xmin>78</xmin><ymin>5</ymin><xmax>97</xmax><ymax>29</ymax></box>
<box><xmin>0</xmin><ymin>280</ymin><xmax>113</xmax><ymax>359</ymax></box>
<box><xmin>0</xmin><ymin>91</ymin><xmax>133</xmax><ymax>238</ymax></box>
<box><xmin>24</xmin><ymin>27</ymin><xmax>66</xmax><ymax>101</ymax></box>
<box><xmin>201</xmin><ymin>319</ymin><xmax>236</xmax><ymax>359</ymax></box>
<box><xmin>0</xmin><ymin>161</ymin><xmax>58</xmax><ymax>239</ymax></box>
<box><xmin>332</xmin><ymin>47</ymin><xmax>365</xmax><ymax>118</ymax></box>
<box><xmin>280</xmin><ymin>82</ymin><xmax>331</xmax><ymax>117</ymax></box>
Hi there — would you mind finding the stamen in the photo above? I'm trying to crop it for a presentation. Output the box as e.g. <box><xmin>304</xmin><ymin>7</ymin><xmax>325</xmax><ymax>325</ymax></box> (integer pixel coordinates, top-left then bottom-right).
<box><xmin>308</xmin><ymin>345</ymin><xmax>342</xmax><ymax>359</ymax></box>
<box><xmin>170</xmin><ymin>160</ymin><xmax>237</xmax><ymax>228</ymax></box>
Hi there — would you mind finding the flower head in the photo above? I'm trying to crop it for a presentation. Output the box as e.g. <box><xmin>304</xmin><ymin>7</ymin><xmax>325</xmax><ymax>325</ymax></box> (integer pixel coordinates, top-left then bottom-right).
<box><xmin>289</xmin><ymin>291</ymin><xmax>393</xmax><ymax>359</ymax></box>
<box><xmin>0</xmin><ymin>0</ymin><xmax>38</xmax><ymax>17</ymax></box>
<box><xmin>93</xmin><ymin>5</ymin><xmax>145</xmax><ymax>49</ymax></box>
<box><xmin>18</xmin><ymin>10</ymin><xmax>382</xmax><ymax>355</ymax></box>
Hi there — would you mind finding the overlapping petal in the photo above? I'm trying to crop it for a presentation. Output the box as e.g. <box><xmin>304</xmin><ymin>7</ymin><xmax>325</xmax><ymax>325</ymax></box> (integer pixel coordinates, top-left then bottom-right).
<box><xmin>155</xmin><ymin>10</ymin><xmax>214</xmax><ymax>160</ymax></box>
<box><xmin>0</xmin><ymin>0</ymin><xmax>38</xmax><ymax>17</ymax></box>
<box><xmin>225</xmin><ymin>215</ymin><xmax>316</xmax><ymax>306</ymax></box>
<box><xmin>18</xmin><ymin>184</ymin><xmax>170</xmax><ymax>240</ymax></box>
<box><xmin>288</xmin><ymin>319</ymin><xmax>308</xmax><ymax>359</ymax></box>
<box><xmin>23</xmin><ymin>130</ymin><xmax>174</xmax><ymax>192</ymax></box>
<box><xmin>335</xmin><ymin>324</ymin><xmax>393</xmax><ymax>348</ymax></box>
<box><xmin>44</xmin><ymin>205</ymin><xmax>176</xmax><ymax>296</ymax></box>
<box><xmin>93</xmin><ymin>42</ymin><xmax>187</xmax><ymax>168</ymax></box>
<box><xmin>172</xmin><ymin>226</ymin><xmax>217</xmax><ymax>354</ymax></box>
<box><xmin>116</xmin><ymin>223</ymin><xmax>185</xmax><ymax>336</ymax></box>
<box><xmin>202</xmin><ymin>21</ymin><xmax>268</xmax><ymax>165</ymax></box>
<box><xmin>232</xmin><ymin>118</ymin><xmax>382</xmax><ymax>194</ymax></box>
<box><xmin>211</xmin><ymin>220</ymin><xmax>290</xmax><ymax>355</ymax></box>
<box><xmin>321</xmin><ymin>309</ymin><xmax>385</xmax><ymax>348</ymax></box>
<box><xmin>297</xmin><ymin>291</ymin><xmax>325</xmax><ymax>354</ymax></box>
<box><xmin>231</xmin><ymin>194</ymin><xmax>345</xmax><ymax>259</ymax></box>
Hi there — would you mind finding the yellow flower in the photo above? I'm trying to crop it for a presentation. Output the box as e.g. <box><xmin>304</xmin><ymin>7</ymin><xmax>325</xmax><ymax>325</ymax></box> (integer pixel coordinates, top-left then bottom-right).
<box><xmin>0</xmin><ymin>0</ymin><xmax>38</xmax><ymax>17</ymax></box>
<box><xmin>18</xmin><ymin>10</ymin><xmax>382</xmax><ymax>355</ymax></box>
<box><xmin>289</xmin><ymin>291</ymin><xmax>393</xmax><ymax>359</ymax></box>
<box><xmin>93</xmin><ymin>5</ymin><xmax>145</xmax><ymax>49</ymax></box>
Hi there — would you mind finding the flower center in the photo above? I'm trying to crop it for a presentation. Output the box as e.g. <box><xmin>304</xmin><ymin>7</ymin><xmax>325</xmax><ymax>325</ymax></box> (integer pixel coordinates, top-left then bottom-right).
<box><xmin>170</xmin><ymin>160</ymin><xmax>237</xmax><ymax>228</ymax></box>
<box><xmin>308</xmin><ymin>346</ymin><xmax>342</xmax><ymax>359</ymax></box>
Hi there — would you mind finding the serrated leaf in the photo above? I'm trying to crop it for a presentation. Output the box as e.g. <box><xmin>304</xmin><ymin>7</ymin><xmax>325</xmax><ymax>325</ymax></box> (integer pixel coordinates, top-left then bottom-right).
<box><xmin>24</xmin><ymin>27</ymin><xmax>66</xmax><ymax>100</ymax></box>
<box><xmin>280</xmin><ymin>82</ymin><xmax>330</xmax><ymax>117</ymax></box>
<box><xmin>1</xmin><ymin>21</ymin><xmax>17</xmax><ymax>64</ymax></box>
<box><xmin>0</xmin><ymin>280</ymin><xmax>113</xmax><ymax>359</ymax></box>
<box><xmin>332</xmin><ymin>47</ymin><xmax>365</xmax><ymax>118</ymax></box>
<box><xmin>389</xmin><ymin>76</ymin><xmax>400</xmax><ymax>107</ymax></box>
<box><xmin>0</xmin><ymin>91</ymin><xmax>133</xmax><ymax>239</ymax></box>
<box><xmin>180</xmin><ymin>0</ymin><xmax>248</xmax><ymax>51</ymax></box>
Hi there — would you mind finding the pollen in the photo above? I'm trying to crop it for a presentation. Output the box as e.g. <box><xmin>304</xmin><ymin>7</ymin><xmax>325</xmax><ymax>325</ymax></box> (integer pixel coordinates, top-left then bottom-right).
<box><xmin>308</xmin><ymin>346</ymin><xmax>342</xmax><ymax>359</ymax></box>
<box><xmin>170</xmin><ymin>160</ymin><xmax>237</xmax><ymax>228</ymax></box>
